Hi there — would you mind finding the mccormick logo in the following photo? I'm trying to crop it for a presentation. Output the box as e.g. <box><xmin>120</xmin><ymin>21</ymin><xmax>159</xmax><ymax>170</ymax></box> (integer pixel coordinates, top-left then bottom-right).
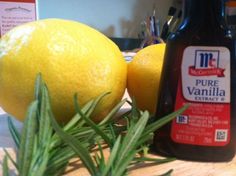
<box><xmin>188</xmin><ymin>50</ymin><xmax>225</xmax><ymax>77</ymax></box>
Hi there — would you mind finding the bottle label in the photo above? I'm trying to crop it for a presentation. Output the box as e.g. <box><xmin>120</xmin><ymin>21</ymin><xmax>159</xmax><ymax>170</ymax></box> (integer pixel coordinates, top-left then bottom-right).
<box><xmin>171</xmin><ymin>46</ymin><xmax>231</xmax><ymax>146</ymax></box>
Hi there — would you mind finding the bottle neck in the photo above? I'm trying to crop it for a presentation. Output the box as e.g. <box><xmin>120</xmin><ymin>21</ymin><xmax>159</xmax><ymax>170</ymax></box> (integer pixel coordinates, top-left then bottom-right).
<box><xmin>183</xmin><ymin>0</ymin><xmax>226</xmax><ymax>27</ymax></box>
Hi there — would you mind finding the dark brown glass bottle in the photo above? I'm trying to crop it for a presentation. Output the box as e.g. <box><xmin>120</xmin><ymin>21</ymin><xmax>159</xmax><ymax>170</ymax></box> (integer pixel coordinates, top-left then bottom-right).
<box><xmin>154</xmin><ymin>0</ymin><xmax>236</xmax><ymax>161</ymax></box>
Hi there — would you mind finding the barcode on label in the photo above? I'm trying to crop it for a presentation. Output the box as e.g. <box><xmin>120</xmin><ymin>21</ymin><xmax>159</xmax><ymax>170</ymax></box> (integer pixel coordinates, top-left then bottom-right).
<box><xmin>215</xmin><ymin>129</ymin><xmax>228</xmax><ymax>142</ymax></box>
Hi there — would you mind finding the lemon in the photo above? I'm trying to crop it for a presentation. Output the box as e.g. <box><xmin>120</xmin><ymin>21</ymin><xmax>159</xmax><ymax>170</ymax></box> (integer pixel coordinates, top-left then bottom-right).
<box><xmin>0</xmin><ymin>18</ymin><xmax>127</xmax><ymax>123</ymax></box>
<box><xmin>127</xmin><ymin>44</ymin><xmax>166</xmax><ymax>114</ymax></box>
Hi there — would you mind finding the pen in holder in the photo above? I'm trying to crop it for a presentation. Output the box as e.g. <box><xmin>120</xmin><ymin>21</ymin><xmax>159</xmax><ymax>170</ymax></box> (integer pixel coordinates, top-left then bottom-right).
<box><xmin>139</xmin><ymin>7</ymin><xmax>164</xmax><ymax>48</ymax></box>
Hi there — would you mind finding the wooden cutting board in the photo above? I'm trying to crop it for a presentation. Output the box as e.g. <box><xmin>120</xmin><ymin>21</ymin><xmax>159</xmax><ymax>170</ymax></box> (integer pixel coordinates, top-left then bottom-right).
<box><xmin>1</xmin><ymin>147</ymin><xmax>236</xmax><ymax>176</ymax></box>
<box><xmin>63</xmin><ymin>150</ymin><xmax>236</xmax><ymax>176</ymax></box>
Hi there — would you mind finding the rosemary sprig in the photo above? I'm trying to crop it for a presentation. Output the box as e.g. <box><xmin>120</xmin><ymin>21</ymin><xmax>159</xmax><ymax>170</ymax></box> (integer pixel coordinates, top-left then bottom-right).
<box><xmin>3</xmin><ymin>75</ymin><xmax>126</xmax><ymax>176</ymax></box>
<box><xmin>3</xmin><ymin>75</ymin><xmax>188</xmax><ymax>176</ymax></box>
<box><xmin>51</xmin><ymin>89</ymin><xmax>188</xmax><ymax>176</ymax></box>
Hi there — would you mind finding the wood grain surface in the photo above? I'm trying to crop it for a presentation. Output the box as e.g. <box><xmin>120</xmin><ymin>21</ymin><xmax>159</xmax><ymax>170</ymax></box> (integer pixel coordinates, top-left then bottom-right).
<box><xmin>63</xmin><ymin>150</ymin><xmax>236</xmax><ymax>176</ymax></box>
<box><xmin>1</xmin><ymin>147</ymin><xmax>236</xmax><ymax>176</ymax></box>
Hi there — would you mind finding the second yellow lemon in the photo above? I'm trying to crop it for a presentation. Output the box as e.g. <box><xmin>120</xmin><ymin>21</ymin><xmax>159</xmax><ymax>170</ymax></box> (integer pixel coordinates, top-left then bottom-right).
<box><xmin>127</xmin><ymin>44</ymin><xmax>166</xmax><ymax>114</ymax></box>
<box><xmin>0</xmin><ymin>18</ymin><xmax>127</xmax><ymax>123</ymax></box>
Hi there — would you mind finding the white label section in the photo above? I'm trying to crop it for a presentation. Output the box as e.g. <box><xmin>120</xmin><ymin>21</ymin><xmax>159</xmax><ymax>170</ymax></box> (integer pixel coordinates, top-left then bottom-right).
<box><xmin>181</xmin><ymin>46</ymin><xmax>230</xmax><ymax>103</ymax></box>
<box><xmin>0</xmin><ymin>1</ymin><xmax>36</xmax><ymax>36</ymax></box>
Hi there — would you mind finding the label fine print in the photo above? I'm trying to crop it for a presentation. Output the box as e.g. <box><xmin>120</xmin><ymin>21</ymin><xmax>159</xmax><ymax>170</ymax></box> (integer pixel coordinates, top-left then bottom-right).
<box><xmin>171</xmin><ymin>46</ymin><xmax>231</xmax><ymax>146</ymax></box>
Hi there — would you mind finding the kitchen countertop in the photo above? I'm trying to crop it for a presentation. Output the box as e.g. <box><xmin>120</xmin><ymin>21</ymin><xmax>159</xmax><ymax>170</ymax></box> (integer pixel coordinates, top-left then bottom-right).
<box><xmin>1</xmin><ymin>103</ymin><xmax>236</xmax><ymax>176</ymax></box>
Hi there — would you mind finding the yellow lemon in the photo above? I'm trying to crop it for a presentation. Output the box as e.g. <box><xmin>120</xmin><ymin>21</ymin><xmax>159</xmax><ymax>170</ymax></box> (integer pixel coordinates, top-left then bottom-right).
<box><xmin>0</xmin><ymin>18</ymin><xmax>127</xmax><ymax>123</ymax></box>
<box><xmin>127</xmin><ymin>44</ymin><xmax>166</xmax><ymax>114</ymax></box>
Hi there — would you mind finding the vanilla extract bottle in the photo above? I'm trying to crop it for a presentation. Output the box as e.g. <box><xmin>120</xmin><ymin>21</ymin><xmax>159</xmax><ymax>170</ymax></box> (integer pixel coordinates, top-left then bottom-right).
<box><xmin>154</xmin><ymin>0</ymin><xmax>236</xmax><ymax>161</ymax></box>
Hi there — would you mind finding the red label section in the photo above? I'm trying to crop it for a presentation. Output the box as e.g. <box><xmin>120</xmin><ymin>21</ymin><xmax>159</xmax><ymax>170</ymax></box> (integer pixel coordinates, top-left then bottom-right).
<box><xmin>189</xmin><ymin>66</ymin><xmax>225</xmax><ymax>77</ymax></box>
<box><xmin>171</xmin><ymin>81</ymin><xmax>230</xmax><ymax>146</ymax></box>
<box><xmin>0</xmin><ymin>0</ymin><xmax>35</xmax><ymax>3</ymax></box>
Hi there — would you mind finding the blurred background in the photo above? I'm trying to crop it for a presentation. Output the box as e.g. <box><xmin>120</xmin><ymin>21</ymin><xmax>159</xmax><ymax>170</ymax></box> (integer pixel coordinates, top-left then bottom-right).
<box><xmin>3</xmin><ymin>0</ymin><xmax>236</xmax><ymax>50</ymax></box>
<box><xmin>38</xmin><ymin>0</ymin><xmax>181</xmax><ymax>38</ymax></box>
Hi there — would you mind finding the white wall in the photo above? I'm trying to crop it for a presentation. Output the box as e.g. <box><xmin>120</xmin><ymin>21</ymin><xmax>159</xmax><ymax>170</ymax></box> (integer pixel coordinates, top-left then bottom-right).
<box><xmin>38</xmin><ymin>0</ymin><xmax>173</xmax><ymax>38</ymax></box>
